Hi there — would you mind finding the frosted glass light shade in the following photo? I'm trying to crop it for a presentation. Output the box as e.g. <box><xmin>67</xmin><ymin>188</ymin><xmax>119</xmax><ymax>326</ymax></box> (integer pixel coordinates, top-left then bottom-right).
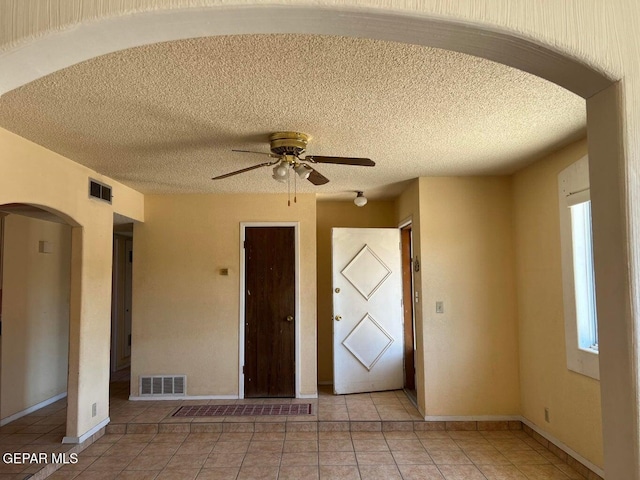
<box><xmin>354</xmin><ymin>192</ymin><xmax>368</xmax><ymax>207</ymax></box>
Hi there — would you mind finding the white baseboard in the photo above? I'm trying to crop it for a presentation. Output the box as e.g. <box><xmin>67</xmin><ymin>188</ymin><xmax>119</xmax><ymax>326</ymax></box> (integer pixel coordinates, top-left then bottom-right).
<box><xmin>63</xmin><ymin>417</ymin><xmax>110</xmax><ymax>444</ymax></box>
<box><xmin>297</xmin><ymin>393</ymin><xmax>318</xmax><ymax>399</ymax></box>
<box><xmin>0</xmin><ymin>392</ymin><xmax>67</xmax><ymax>426</ymax></box>
<box><xmin>520</xmin><ymin>417</ymin><xmax>604</xmax><ymax>477</ymax></box>
<box><xmin>129</xmin><ymin>394</ymin><xmax>238</xmax><ymax>401</ymax></box>
<box><xmin>423</xmin><ymin>414</ymin><xmax>521</xmax><ymax>421</ymax></box>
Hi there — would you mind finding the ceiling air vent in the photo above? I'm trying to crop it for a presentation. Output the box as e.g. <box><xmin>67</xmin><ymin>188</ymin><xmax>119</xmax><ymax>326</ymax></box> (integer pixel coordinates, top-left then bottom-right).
<box><xmin>88</xmin><ymin>179</ymin><xmax>112</xmax><ymax>204</ymax></box>
<box><xmin>139</xmin><ymin>375</ymin><xmax>186</xmax><ymax>396</ymax></box>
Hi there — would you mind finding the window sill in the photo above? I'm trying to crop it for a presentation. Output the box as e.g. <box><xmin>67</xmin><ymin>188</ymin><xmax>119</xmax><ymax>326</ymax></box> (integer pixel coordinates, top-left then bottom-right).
<box><xmin>578</xmin><ymin>347</ymin><xmax>599</xmax><ymax>355</ymax></box>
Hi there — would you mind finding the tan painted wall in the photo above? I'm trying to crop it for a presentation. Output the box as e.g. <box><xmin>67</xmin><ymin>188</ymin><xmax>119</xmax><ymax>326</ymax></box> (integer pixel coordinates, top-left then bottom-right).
<box><xmin>316</xmin><ymin>200</ymin><xmax>397</xmax><ymax>384</ymax></box>
<box><xmin>0</xmin><ymin>126</ymin><xmax>144</xmax><ymax>438</ymax></box>
<box><xmin>132</xmin><ymin>194</ymin><xmax>317</xmax><ymax>397</ymax></box>
<box><xmin>1</xmin><ymin>215</ymin><xmax>71</xmax><ymax>419</ymax></box>
<box><xmin>417</xmin><ymin>177</ymin><xmax>520</xmax><ymax>416</ymax></box>
<box><xmin>513</xmin><ymin>138</ymin><xmax>603</xmax><ymax>466</ymax></box>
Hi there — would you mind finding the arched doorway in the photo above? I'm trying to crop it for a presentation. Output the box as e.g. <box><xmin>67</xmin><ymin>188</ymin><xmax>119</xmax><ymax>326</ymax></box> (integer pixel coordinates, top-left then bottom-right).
<box><xmin>0</xmin><ymin>203</ymin><xmax>75</xmax><ymax>442</ymax></box>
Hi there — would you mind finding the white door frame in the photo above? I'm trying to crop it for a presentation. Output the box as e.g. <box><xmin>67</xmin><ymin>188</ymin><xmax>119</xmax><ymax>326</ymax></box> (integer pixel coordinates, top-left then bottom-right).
<box><xmin>238</xmin><ymin>222</ymin><xmax>301</xmax><ymax>399</ymax></box>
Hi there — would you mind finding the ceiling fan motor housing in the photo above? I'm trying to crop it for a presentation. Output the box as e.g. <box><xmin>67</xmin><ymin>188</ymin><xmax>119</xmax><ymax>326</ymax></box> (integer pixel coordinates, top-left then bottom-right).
<box><xmin>269</xmin><ymin>132</ymin><xmax>309</xmax><ymax>156</ymax></box>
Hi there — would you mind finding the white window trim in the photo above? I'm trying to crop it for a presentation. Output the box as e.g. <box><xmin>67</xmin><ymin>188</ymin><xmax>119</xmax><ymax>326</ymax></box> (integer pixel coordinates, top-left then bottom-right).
<box><xmin>558</xmin><ymin>156</ymin><xmax>600</xmax><ymax>380</ymax></box>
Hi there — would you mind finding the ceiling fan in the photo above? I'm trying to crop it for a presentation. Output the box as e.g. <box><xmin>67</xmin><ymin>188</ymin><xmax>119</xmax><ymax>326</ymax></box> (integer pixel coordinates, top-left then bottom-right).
<box><xmin>212</xmin><ymin>132</ymin><xmax>375</xmax><ymax>186</ymax></box>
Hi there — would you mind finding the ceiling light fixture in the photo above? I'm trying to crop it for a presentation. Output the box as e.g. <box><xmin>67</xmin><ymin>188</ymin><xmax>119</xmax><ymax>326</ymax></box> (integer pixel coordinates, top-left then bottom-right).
<box><xmin>294</xmin><ymin>164</ymin><xmax>311</xmax><ymax>179</ymax></box>
<box><xmin>274</xmin><ymin>161</ymin><xmax>289</xmax><ymax>178</ymax></box>
<box><xmin>354</xmin><ymin>191</ymin><xmax>368</xmax><ymax>207</ymax></box>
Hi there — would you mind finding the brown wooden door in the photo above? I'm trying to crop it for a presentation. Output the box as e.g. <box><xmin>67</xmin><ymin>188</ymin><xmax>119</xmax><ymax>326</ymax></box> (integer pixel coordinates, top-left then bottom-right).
<box><xmin>244</xmin><ymin>226</ymin><xmax>295</xmax><ymax>398</ymax></box>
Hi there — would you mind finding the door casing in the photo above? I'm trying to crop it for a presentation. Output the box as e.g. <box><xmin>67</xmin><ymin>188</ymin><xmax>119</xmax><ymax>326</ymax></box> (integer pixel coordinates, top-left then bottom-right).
<box><xmin>239</xmin><ymin>222</ymin><xmax>300</xmax><ymax>399</ymax></box>
<box><xmin>399</xmin><ymin>219</ymin><xmax>417</xmax><ymax>395</ymax></box>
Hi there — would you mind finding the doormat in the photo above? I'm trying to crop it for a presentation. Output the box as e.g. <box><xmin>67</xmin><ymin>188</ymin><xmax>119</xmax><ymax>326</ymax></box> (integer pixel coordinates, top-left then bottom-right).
<box><xmin>173</xmin><ymin>403</ymin><xmax>313</xmax><ymax>417</ymax></box>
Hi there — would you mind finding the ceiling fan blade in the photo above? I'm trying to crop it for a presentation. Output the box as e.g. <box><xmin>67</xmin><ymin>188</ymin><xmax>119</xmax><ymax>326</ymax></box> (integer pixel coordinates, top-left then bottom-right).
<box><xmin>307</xmin><ymin>167</ymin><xmax>330</xmax><ymax>185</ymax></box>
<box><xmin>305</xmin><ymin>155</ymin><xmax>375</xmax><ymax>167</ymax></box>
<box><xmin>212</xmin><ymin>161</ymin><xmax>276</xmax><ymax>180</ymax></box>
<box><xmin>232</xmin><ymin>149</ymin><xmax>280</xmax><ymax>158</ymax></box>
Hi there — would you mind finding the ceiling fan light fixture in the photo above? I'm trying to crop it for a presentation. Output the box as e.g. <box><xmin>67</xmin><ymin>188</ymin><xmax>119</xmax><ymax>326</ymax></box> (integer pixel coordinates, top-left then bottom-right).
<box><xmin>294</xmin><ymin>164</ymin><xmax>311</xmax><ymax>179</ymax></box>
<box><xmin>354</xmin><ymin>191</ymin><xmax>368</xmax><ymax>207</ymax></box>
<box><xmin>273</xmin><ymin>162</ymin><xmax>289</xmax><ymax>178</ymax></box>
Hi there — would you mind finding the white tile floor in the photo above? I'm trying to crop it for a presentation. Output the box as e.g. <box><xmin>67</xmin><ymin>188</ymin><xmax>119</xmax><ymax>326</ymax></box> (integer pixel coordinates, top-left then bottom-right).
<box><xmin>0</xmin><ymin>382</ymin><xmax>595</xmax><ymax>479</ymax></box>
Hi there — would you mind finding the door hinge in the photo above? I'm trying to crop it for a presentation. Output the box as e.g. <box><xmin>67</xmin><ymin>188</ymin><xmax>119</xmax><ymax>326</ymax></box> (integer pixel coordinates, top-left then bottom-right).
<box><xmin>128</xmin><ymin>251</ymin><xmax>133</xmax><ymax>263</ymax></box>
<box><xmin>242</xmin><ymin>365</ymin><xmax>245</xmax><ymax>374</ymax></box>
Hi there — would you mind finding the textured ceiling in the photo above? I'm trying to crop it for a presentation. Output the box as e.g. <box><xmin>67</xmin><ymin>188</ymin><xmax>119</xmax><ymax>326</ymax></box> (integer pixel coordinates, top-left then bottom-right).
<box><xmin>0</xmin><ymin>34</ymin><xmax>586</xmax><ymax>199</ymax></box>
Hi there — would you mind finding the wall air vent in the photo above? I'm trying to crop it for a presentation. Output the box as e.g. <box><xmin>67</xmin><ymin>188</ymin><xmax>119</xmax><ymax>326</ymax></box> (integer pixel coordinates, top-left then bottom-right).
<box><xmin>139</xmin><ymin>375</ymin><xmax>186</xmax><ymax>396</ymax></box>
<box><xmin>88</xmin><ymin>179</ymin><xmax>112</xmax><ymax>204</ymax></box>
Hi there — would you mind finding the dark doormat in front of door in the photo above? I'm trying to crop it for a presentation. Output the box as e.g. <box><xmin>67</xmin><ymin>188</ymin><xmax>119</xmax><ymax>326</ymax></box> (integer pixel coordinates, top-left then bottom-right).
<box><xmin>173</xmin><ymin>403</ymin><xmax>313</xmax><ymax>417</ymax></box>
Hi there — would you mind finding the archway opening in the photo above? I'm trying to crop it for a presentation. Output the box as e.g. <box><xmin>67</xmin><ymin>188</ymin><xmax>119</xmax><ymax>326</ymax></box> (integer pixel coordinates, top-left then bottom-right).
<box><xmin>0</xmin><ymin>203</ymin><xmax>73</xmax><ymax>443</ymax></box>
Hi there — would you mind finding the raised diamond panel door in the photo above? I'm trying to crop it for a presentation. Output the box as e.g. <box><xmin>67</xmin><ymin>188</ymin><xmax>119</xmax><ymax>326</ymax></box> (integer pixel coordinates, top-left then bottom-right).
<box><xmin>332</xmin><ymin>228</ymin><xmax>403</xmax><ymax>394</ymax></box>
<box><xmin>342</xmin><ymin>313</ymin><xmax>394</xmax><ymax>371</ymax></box>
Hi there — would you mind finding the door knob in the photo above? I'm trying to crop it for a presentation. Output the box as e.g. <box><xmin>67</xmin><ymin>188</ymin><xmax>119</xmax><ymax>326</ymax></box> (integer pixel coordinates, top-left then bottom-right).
<box><xmin>286</xmin><ymin>315</ymin><xmax>294</xmax><ymax>322</ymax></box>
<box><xmin>334</xmin><ymin>315</ymin><xmax>342</xmax><ymax>321</ymax></box>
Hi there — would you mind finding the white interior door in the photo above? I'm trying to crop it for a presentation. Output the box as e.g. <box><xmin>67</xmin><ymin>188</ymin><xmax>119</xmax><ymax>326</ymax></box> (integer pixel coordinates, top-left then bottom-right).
<box><xmin>332</xmin><ymin>227</ymin><xmax>403</xmax><ymax>394</ymax></box>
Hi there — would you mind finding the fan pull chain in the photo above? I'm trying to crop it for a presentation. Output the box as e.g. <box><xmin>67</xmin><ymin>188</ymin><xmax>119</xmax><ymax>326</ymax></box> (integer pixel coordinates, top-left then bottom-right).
<box><xmin>294</xmin><ymin>167</ymin><xmax>297</xmax><ymax>204</ymax></box>
<box><xmin>287</xmin><ymin>166</ymin><xmax>291</xmax><ymax>207</ymax></box>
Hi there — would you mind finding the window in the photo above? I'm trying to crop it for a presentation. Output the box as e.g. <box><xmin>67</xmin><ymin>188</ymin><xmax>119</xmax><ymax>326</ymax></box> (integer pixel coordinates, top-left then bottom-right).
<box><xmin>568</xmin><ymin>194</ymin><xmax>598</xmax><ymax>352</ymax></box>
<box><xmin>558</xmin><ymin>156</ymin><xmax>599</xmax><ymax>380</ymax></box>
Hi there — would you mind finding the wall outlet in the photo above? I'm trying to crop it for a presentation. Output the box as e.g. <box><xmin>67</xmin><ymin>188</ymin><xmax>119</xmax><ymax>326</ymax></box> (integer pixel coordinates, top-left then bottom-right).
<box><xmin>544</xmin><ymin>407</ymin><xmax>550</xmax><ymax>423</ymax></box>
<box><xmin>92</xmin><ymin>403</ymin><xmax>97</xmax><ymax>417</ymax></box>
<box><xmin>436</xmin><ymin>301</ymin><xmax>444</xmax><ymax>314</ymax></box>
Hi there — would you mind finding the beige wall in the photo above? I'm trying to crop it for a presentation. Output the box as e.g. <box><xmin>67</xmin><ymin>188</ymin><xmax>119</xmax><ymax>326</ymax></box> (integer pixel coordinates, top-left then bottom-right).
<box><xmin>417</xmin><ymin>177</ymin><xmax>521</xmax><ymax>416</ymax></box>
<box><xmin>316</xmin><ymin>200</ymin><xmax>397</xmax><ymax>384</ymax></box>
<box><xmin>513</xmin><ymin>138</ymin><xmax>603</xmax><ymax>466</ymax></box>
<box><xmin>1</xmin><ymin>215</ymin><xmax>71</xmax><ymax>419</ymax></box>
<box><xmin>132</xmin><ymin>194</ymin><xmax>317</xmax><ymax>397</ymax></box>
<box><xmin>0</xmin><ymin>126</ymin><xmax>144</xmax><ymax>439</ymax></box>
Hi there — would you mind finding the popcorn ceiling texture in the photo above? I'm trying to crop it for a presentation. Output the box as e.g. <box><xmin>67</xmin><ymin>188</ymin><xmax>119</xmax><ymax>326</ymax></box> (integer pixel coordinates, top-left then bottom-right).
<box><xmin>0</xmin><ymin>34</ymin><xmax>585</xmax><ymax>197</ymax></box>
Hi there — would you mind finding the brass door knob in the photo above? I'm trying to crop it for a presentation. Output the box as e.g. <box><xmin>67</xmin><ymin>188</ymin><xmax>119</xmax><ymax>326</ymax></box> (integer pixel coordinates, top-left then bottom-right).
<box><xmin>334</xmin><ymin>315</ymin><xmax>342</xmax><ymax>321</ymax></box>
<box><xmin>286</xmin><ymin>315</ymin><xmax>294</xmax><ymax>322</ymax></box>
